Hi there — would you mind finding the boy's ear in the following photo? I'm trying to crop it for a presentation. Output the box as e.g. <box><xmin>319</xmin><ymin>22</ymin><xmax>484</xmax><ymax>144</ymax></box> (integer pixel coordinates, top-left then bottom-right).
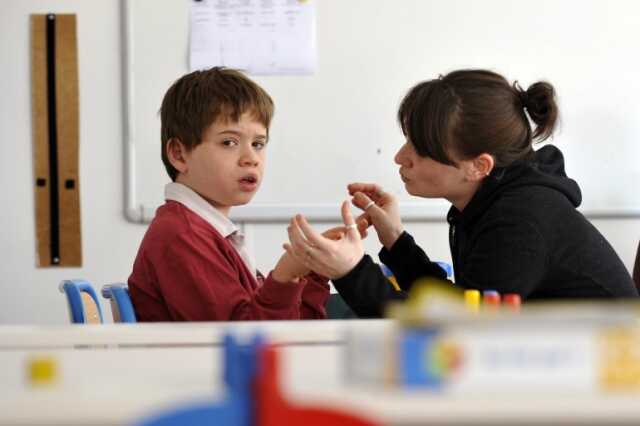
<box><xmin>166</xmin><ymin>138</ymin><xmax>189</xmax><ymax>174</ymax></box>
<box><xmin>464</xmin><ymin>153</ymin><xmax>494</xmax><ymax>181</ymax></box>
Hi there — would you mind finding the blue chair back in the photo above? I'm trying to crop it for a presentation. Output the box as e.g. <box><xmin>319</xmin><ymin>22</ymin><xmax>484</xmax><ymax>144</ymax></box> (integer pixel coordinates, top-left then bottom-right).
<box><xmin>101</xmin><ymin>283</ymin><xmax>137</xmax><ymax>323</ymax></box>
<box><xmin>435</xmin><ymin>261</ymin><xmax>454</xmax><ymax>279</ymax></box>
<box><xmin>381</xmin><ymin>261</ymin><xmax>454</xmax><ymax>283</ymax></box>
<box><xmin>58</xmin><ymin>279</ymin><xmax>104</xmax><ymax>324</ymax></box>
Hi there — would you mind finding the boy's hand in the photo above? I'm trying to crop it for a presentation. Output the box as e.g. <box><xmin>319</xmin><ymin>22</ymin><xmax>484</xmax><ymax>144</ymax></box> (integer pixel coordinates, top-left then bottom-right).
<box><xmin>272</xmin><ymin>251</ymin><xmax>308</xmax><ymax>283</ymax></box>
<box><xmin>347</xmin><ymin>182</ymin><xmax>403</xmax><ymax>250</ymax></box>
<box><xmin>273</xmin><ymin>217</ymin><xmax>370</xmax><ymax>283</ymax></box>
<box><xmin>284</xmin><ymin>201</ymin><xmax>364</xmax><ymax>280</ymax></box>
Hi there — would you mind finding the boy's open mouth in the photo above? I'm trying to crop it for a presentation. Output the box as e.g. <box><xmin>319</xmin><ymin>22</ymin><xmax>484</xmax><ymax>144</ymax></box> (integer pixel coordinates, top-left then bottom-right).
<box><xmin>238</xmin><ymin>174</ymin><xmax>259</xmax><ymax>192</ymax></box>
<box><xmin>240</xmin><ymin>175</ymin><xmax>258</xmax><ymax>184</ymax></box>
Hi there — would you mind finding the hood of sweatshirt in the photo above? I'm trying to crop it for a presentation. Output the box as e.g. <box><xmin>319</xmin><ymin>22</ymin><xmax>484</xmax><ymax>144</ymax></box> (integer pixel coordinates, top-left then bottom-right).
<box><xmin>447</xmin><ymin>145</ymin><xmax>581</xmax><ymax>227</ymax></box>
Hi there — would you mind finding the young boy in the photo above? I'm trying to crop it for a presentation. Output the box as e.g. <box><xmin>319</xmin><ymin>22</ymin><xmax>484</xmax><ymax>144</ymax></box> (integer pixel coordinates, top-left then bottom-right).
<box><xmin>128</xmin><ymin>67</ymin><xmax>330</xmax><ymax>321</ymax></box>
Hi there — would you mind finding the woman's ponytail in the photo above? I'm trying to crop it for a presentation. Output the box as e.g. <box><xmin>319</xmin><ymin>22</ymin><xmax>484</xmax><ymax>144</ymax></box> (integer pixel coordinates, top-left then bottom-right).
<box><xmin>518</xmin><ymin>81</ymin><xmax>558</xmax><ymax>142</ymax></box>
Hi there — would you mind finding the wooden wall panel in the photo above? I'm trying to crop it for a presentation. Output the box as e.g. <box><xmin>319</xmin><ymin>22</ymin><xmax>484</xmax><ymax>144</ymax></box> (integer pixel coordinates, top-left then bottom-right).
<box><xmin>31</xmin><ymin>14</ymin><xmax>81</xmax><ymax>267</ymax></box>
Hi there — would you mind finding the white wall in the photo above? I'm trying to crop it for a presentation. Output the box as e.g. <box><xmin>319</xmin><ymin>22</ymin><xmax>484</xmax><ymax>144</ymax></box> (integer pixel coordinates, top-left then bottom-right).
<box><xmin>1</xmin><ymin>0</ymin><xmax>146</xmax><ymax>325</ymax></box>
<box><xmin>1</xmin><ymin>0</ymin><xmax>639</xmax><ymax>325</ymax></box>
<box><xmin>128</xmin><ymin>0</ymin><xmax>640</xmax><ymax>220</ymax></box>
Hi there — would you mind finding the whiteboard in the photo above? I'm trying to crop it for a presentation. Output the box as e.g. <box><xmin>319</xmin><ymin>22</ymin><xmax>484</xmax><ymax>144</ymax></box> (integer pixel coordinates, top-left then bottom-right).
<box><xmin>123</xmin><ymin>0</ymin><xmax>640</xmax><ymax>223</ymax></box>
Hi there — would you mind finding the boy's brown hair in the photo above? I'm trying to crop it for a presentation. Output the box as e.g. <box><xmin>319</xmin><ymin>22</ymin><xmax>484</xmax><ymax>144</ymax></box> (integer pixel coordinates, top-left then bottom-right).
<box><xmin>160</xmin><ymin>67</ymin><xmax>274</xmax><ymax>181</ymax></box>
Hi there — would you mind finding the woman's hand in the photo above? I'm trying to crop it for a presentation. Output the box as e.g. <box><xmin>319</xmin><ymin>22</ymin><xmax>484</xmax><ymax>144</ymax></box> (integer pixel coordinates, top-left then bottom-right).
<box><xmin>322</xmin><ymin>215</ymin><xmax>371</xmax><ymax>240</ymax></box>
<box><xmin>284</xmin><ymin>201</ymin><xmax>365</xmax><ymax>280</ymax></box>
<box><xmin>347</xmin><ymin>182</ymin><xmax>404</xmax><ymax>250</ymax></box>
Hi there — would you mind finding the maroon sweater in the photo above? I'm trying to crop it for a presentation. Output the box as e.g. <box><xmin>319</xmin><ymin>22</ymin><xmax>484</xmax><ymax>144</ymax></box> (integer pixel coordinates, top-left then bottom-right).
<box><xmin>128</xmin><ymin>201</ymin><xmax>329</xmax><ymax>321</ymax></box>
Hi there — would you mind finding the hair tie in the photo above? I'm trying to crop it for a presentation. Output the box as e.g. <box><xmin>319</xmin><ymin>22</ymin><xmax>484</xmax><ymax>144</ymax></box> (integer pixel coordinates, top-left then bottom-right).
<box><xmin>513</xmin><ymin>80</ymin><xmax>528</xmax><ymax>109</ymax></box>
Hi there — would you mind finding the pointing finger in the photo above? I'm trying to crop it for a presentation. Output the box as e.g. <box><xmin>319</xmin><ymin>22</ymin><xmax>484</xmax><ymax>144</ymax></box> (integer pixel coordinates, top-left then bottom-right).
<box><xmin>295</xmin><ymin>215</ymin><xmax>331</xmax><ymax>252</ymax></box>
<box><xmin>341</xmin><ymin>200</ymin><xmax>359</xmax><ymax>239</ymax></box>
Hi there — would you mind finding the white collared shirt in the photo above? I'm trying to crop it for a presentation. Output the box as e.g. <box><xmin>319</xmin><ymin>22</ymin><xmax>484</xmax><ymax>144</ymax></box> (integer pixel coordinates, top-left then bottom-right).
<box><xmin>164</xmin><ymin>182</ymin><xmax>257</xmax><ymax>278</ymax></box>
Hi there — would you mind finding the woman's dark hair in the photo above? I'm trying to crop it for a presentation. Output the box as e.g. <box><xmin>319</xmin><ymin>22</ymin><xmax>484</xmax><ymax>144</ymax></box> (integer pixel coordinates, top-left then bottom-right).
<box><xmin>397</xmin><ymin>69</ymin><xmax>558</xmax><ymax>167</ymax></box>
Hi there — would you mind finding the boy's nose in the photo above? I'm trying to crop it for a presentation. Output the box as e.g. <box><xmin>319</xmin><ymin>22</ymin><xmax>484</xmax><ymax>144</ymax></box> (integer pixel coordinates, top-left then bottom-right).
<box><xmin>240</xmin><ymin>149</ymin><xmax>260</xmax><ymax>166</ymax></box>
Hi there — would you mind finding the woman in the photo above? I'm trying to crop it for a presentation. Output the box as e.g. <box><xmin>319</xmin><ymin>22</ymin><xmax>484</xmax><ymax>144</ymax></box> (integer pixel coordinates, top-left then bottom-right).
<box><xmin>284</xmin><ymin>69</ymin><xmax>637</xmax><ymax>318</ymax></box>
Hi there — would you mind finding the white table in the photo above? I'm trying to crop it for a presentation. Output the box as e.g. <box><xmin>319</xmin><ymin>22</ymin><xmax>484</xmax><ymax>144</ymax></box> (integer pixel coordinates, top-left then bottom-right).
<box><xmin>0</xmin><ymin>319</ymin><xmax>392</xmax><ymax>349</ymax></box>
<box><xmin>2</xmin><ymin>320</ymin><xmax>640</xmax><ymax>425</ymax></box>
<box><xmin>0</xmin><ymin>344</ymin><xmax>343</xmax><ymax>425</ymax></box>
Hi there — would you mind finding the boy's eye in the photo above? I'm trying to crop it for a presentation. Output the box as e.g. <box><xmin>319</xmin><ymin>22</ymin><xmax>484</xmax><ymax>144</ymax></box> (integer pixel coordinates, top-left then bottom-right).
<box><xmin>222</xmin><ymin>139</ymin><xmax>238</xmax><ymax>147</ymax></box>
<box><xmin>253</xmin><ymin>141</ymin><xmax>266</xmax><ymax>150</ymax></box>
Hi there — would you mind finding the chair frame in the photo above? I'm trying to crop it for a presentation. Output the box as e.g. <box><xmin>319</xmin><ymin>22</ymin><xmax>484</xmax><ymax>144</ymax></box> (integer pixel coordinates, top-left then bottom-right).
<box><xmin>633</xmin><ymin>241</ymin><xmax>640</xmax><ymax>290</ymax></box>
<box><xmin>101</xmin><ymin>283</ymin><xmax>137</xmax><ymax>323</ymax></box>
<box><xmin>58</xmin><ymin>279</ymin><xmax>104</xmax><ymax>324</ymax></box>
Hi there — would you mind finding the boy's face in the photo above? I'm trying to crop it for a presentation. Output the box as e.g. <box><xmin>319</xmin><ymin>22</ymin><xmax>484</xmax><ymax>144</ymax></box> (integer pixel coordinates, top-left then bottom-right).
<box><xmin>173</xmin><ymin>112</ymin><xmax>268</xmax><ymax>216</ymax></box>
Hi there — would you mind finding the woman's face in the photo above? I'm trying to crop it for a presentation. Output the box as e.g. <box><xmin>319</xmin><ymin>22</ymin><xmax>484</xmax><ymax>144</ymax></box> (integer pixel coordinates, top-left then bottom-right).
<box><xmin>394</xmin><ymin>141</ymin><xmax>479</xmax><ymax>209</ymax></box>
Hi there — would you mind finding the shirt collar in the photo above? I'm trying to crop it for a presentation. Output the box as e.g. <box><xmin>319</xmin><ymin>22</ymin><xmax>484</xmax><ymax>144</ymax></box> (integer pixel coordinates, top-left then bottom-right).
<box><xmin>164</xmin><ymin>182</ymin><xmax>237</xmax><ymax>238</ymax></box>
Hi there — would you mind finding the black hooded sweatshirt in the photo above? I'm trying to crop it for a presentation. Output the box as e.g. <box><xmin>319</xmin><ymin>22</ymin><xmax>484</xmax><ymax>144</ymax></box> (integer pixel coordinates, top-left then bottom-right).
<box><xmin>333</xmin><ymin>145</ymin><xmax>637</xmax><ymax>318</ymax></box>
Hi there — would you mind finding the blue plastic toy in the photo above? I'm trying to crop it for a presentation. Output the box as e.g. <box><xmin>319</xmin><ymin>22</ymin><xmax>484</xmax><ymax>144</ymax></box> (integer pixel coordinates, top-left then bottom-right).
<box><xmin>135</xmin><ymin>335</ymin><xmax>264</xmax><ymax>426</ymax></box>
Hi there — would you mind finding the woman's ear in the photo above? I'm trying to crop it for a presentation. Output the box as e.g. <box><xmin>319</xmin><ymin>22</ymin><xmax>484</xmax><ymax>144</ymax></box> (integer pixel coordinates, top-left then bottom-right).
<box><xmin>465</xmin><ymin>153</ymin><xmax>494</xmax><ymax>181</ymax></box>
<box><xmin>166</xmin><ymin>138</ymin><xmax>189</xmax><ymax>174</ymax></box>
